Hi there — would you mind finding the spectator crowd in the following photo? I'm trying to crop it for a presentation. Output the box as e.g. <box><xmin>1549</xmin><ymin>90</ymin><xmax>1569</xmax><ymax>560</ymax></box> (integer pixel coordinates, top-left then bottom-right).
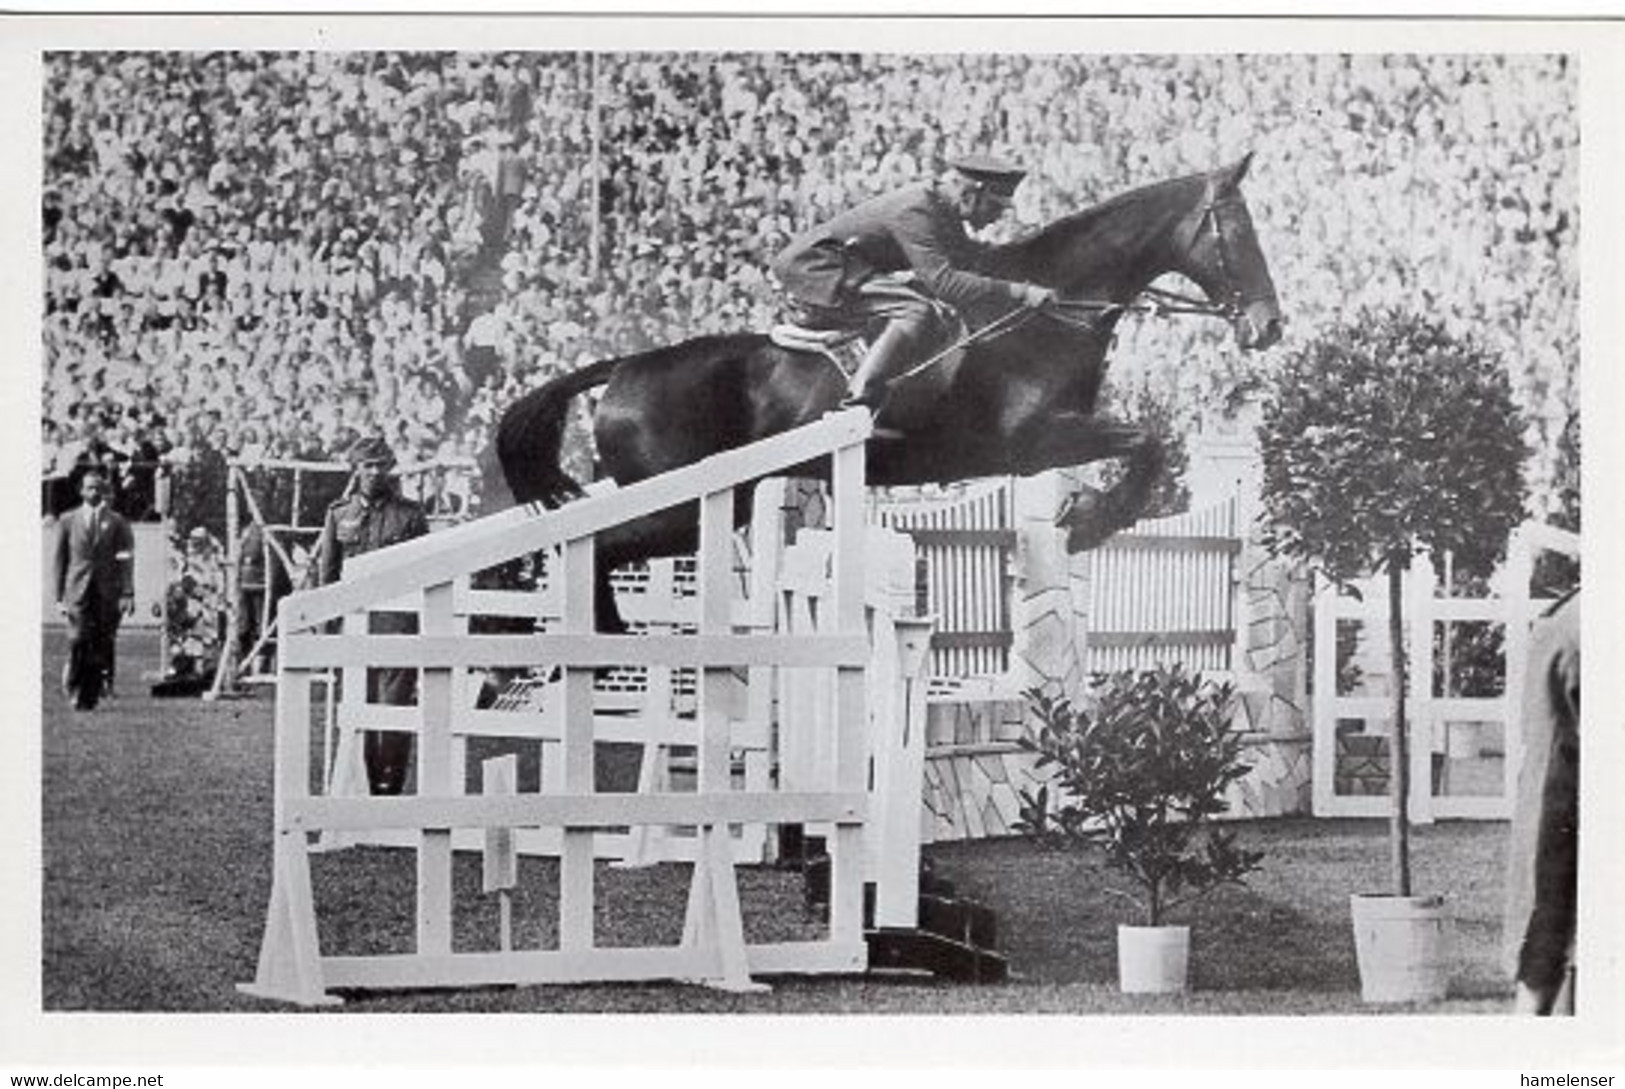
<box><xmin>42</xmin><ymin>49</ymin><xmax>1578</xmax><ymax>544</ymax></box>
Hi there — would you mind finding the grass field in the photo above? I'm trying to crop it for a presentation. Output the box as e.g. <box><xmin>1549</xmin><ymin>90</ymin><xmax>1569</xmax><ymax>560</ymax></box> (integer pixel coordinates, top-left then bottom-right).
<box><xmin>41</xmin><ymin>628</ymin><xmax>1517</xmax><ymax>1015</ymax></box>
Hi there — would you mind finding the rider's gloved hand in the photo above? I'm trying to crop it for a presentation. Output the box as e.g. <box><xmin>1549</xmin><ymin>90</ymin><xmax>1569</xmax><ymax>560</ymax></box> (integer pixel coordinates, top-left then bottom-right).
<box><xmin>1020</xmin><ymin>283</ymin><xmax>1057</xmax><ymax>308</ymax></box>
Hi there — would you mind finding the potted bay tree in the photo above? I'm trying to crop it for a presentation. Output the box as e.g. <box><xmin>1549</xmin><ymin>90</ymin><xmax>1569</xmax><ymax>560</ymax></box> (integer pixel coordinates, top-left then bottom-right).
<box><xmin>1018</xmin><ymin>665</ymin><xmax>1264</xmax><ymax>994</ymax></box>
<box><xmin>1256</xmin><ymin>308</ymin><xmax>1526</xmax><ymax>1003</ymax></box>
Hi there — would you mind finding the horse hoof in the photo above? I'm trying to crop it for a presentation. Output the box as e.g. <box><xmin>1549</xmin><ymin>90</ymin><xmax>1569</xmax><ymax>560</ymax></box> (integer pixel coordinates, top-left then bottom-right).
<box><xmin>1065</xmin><ymin>520</ymin><xmax>1121</xmax><ymax>553</ymax></box>
<box><xmin>1058</xmin><ymin>492</ymin><xmax>1125</xmax><ymax>552</ymax></box>
<box><xmin>1056</xmin><ymin>487</ymin><xmax>1103</xmax><ymax>525</ymax></box>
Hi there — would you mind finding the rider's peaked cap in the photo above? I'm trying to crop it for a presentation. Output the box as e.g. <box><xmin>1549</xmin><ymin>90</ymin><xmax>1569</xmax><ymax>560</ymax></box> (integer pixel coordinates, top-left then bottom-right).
<box><xmin>347</xmin><ymin>434</ymin><xmax>397</xmax><ymax>469</ymax></box>
<box><xmin>948</xmin><ymin>154</ymin><xmax>1027</xmax><ymax>196</ymax></box>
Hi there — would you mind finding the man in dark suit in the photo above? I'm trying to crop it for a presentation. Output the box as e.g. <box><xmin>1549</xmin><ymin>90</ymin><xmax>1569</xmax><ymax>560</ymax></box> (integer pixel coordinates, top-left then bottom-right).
<box><xmin>772</xmin><ymin>154</ymin><xmax>1055</xmax><ymax>409</ymax></box>
<box><xmin>306</xmin><ymin>434</ymin><xmax>429</xmax><ymax>795</ymax></box>
<box><xmin>53</xmin><ymin>468</ymin><xmax>134</xmax><ymax>711</ymax></box>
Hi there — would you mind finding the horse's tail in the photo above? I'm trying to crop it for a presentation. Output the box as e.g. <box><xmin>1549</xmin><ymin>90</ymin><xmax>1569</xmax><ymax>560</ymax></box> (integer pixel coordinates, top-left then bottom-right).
<box><xmin>495</xmin><ymin>356</ymin><xmax>620</xmax><ymax>508</ymax></box>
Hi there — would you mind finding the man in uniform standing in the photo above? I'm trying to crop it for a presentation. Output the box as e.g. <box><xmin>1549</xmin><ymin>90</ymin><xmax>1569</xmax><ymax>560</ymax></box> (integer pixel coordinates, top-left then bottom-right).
<box><xmin>307</xmin><ymin>435</ymin><xmax>430</xmax><ymax>795</ymax></box>
<box><xmin>53</xmin><ymin>467</ymin><xmax>135</xmax><ymax>711</ymax></box>
<box><xmin>772</xmin><ymin>154</ymin><xmax>1056</xmax><ymax>410</ymax></box>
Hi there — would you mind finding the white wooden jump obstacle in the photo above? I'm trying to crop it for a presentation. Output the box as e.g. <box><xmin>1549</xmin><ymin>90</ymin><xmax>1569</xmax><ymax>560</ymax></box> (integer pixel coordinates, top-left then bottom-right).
<box><xmin>238</xmin><ymin>409</ymin><xmax>936</xmax><ymax>1005</ymax></box>
<box><xmin>315</xmin><ymin>549</ymin><xmax>777</xmax><ymax>865</ymax></box>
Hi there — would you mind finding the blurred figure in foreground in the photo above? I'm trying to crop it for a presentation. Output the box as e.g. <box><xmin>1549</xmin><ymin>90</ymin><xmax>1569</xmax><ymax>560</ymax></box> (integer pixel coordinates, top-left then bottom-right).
<box><xmin>1504</xmin><ymin>588</ymin><xmax>1579</xmax><ymax>1014</ymax></box>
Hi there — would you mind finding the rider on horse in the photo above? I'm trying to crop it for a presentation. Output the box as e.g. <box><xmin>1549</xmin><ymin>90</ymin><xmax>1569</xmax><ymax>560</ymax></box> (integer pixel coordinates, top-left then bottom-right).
<box><xmin>771</xmin><ymin>154</ymin><xmax>1058</xmax><ymax>410</ymax></box>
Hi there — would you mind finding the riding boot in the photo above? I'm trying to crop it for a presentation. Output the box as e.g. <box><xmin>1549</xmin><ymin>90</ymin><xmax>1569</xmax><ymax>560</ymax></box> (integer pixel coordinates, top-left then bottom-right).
<box><xmin>842</xmin><ymin>321</ymin><xmax>921</xmax><ymax>410</ymax></box>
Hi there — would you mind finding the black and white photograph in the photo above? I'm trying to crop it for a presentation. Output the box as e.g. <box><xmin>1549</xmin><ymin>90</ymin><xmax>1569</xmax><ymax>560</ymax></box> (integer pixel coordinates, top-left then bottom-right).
<box><xmin>4</xmin><ymin>7</ymin><xmax>1623</xmax><ymax>1080</ymax></box>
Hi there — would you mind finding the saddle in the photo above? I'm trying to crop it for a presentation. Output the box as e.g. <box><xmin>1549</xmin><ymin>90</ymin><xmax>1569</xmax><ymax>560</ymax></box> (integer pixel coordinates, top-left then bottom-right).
<box><xmin>768</xmin><ymin>321</ymin><xmax>867</xmax><ymax>378</ymax></box>
<box><xmin>771</xmin><ymin>290</ymin><xmax>966</xmax><ymax>369</ymax></box>
<box><xmin>768</xmin><ymin>300</ymin><xmax>970</xmax><ymax>433</ymax></box>
<box><xmin>767</xmin><ymin>277</ymin><xmax>968</xmax><ymax>435</ymax></box>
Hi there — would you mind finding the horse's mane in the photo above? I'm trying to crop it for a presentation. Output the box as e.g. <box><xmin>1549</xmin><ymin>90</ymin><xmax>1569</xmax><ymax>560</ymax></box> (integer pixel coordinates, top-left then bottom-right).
<box><xmin>987</xmin><ymin>168</ymin><xmax>1213</xmax><ymax>284</ymax></box>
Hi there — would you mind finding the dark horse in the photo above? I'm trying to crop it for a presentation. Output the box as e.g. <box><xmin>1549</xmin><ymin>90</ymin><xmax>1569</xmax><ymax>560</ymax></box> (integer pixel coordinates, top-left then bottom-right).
<box><xmin>495</xmin><ymin>154</ymin><xmax>1283</xmax><ymax>631</ymax></box>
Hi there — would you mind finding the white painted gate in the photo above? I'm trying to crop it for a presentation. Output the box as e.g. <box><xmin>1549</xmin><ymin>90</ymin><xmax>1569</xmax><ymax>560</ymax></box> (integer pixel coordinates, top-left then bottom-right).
<box><xmin>870</xmin><ymin>479</ymin><xmax>1016</xmax><ymax>685</ymax></box>
<box><xmin>1083</xmin><ymin>495</ymin><xmax>1241</xmax><ymax>675</ymax></box>
<box><xmin>1311</xmin><ymin>522</ymin><xmax>1580</xmax><ymax>821</ymax></box>
<box><xmin>871</xmin><ymin>482</ymin><xmax>1243</xmax><ymax>690</ymax></box>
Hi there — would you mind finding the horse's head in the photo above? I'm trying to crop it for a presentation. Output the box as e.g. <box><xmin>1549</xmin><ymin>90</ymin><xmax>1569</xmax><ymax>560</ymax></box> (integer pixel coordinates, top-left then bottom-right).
<box><xmin>1174</xmin><ymin>153</ymin><xmax>1283</xmax><ymax>351</ymax></box>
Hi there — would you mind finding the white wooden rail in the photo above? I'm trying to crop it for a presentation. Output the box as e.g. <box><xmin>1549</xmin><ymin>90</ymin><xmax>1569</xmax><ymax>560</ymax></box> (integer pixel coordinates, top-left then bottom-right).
<box><xmin>238</xmin><ymin>409</ymin><xmax>937</xmax><ymax>1005</ymax></box>
<box><xmin>776</xmin><ymin>526</ymin><xmax>932</xmax><ymax>930</ymax></box>
<box><xmin>312</xmin><ymin>551</ymin><xmax>779</xmax><ymax>865</ymax></box>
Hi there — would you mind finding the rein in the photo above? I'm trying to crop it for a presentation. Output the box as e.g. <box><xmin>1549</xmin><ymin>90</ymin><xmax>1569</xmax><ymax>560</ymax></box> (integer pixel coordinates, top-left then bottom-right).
<box><xmin>1042</xmin><ymin>285</ymin><xmax>1232</xmax><ymax>329</ymax></box>
<box><xmin>883</xmin><ymin>193</ymin><xmax>1261</xmax><ymax>388</ymax></box>
<box><xmin>887</xmin><ymin>302</ymin><xmax>1042</xmax><ymax>384</ymax></box>
<box><xmin>887</xmin><ymin>284</ymin><xmax>1229</xmax><ymax>388</ymax></box>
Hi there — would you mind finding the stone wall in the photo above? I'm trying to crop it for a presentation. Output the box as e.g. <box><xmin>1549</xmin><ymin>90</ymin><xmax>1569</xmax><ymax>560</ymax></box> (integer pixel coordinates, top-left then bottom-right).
<box><xmin>916</xmin><ymin>450</ymin><xmax>1317</xmax><ymax>839</ymax></box>
<box><xmin>921</xmin><ymin>738</ymin><xmax>1041</xmax><ymax>844</ymax></box>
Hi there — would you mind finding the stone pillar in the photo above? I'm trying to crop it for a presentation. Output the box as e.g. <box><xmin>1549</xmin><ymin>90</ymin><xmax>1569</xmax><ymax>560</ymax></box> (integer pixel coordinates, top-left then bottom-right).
<box><xmin>1188</xmin><ymin>425</ymin><xmax>1315</xmax><ymax>817</ymax></box>
<box><xmin>1011</xmin><ymin>469</ymin><xmax>1088</xmax><ymax>704</ymax></box>
<box><xmin>1226</xmin><ymin>534</ymin><xmax>1314</xmax><ymax>818</ymax></box>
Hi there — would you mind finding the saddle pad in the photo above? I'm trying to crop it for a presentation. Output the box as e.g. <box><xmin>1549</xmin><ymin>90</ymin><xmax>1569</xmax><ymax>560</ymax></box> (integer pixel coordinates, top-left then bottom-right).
<box><xmin>769</xmin><ymin>323</ymin><xmax>865</xmax><ymax>377</ymax></box>
<box><xmin>770</xmin><ymin>322</ymin><xmax>860</xmax><ymax>352</ymax></box>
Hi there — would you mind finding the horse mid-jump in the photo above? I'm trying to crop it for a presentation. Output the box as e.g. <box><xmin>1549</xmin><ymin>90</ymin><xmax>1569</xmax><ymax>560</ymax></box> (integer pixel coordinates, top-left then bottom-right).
<box><xmin>495</xmin><ymin>154</ymin><xmax>1282</xmax><ymax>631</ymax></box>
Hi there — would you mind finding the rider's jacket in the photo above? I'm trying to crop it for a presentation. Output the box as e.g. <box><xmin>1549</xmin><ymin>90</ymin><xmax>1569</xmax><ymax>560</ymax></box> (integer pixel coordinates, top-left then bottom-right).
<box><xmin>772</xmin><ymin>180</ymin><xmax>1031</xmax><ymax>311</ymax></box>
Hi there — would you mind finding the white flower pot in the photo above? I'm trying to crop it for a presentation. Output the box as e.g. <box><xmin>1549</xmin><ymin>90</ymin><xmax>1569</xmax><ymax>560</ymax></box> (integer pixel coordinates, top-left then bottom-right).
<box><xmin>1350</xmin><ymin>893</ymin><xmax>1452</xmax><ymax>1004</ymax></box>
<box><xmin>1117</xmin><ymin>924</ymin><xmax>1190</xmax><ymax>994</ymax></box>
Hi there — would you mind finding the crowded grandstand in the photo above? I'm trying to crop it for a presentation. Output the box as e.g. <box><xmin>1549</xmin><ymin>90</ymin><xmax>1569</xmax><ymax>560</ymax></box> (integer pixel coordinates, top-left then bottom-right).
<box><xmin>41</xmin><ymin>51</ymin><xmax>1579</xmax><ymax>657</ymax></box>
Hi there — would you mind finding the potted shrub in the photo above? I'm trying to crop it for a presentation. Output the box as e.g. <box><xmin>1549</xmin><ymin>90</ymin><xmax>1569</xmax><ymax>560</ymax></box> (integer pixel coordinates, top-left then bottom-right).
<box><xmin>1017</xmin><ymin>665</ymin><xmax>1264</xmax><ymax>994</ymax></box>
<box><xmin>1257</xmin><ymin>308</ymin><xmax>1527</xmax><ymax>1003</ymax></box>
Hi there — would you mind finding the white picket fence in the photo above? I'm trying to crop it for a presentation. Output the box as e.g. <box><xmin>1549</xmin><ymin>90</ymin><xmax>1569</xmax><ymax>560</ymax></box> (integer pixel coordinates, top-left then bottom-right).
<box><xmin>1082</xmin><ymin>495</ymin><xmax>1241</xmax><ymax>676</ymax></box>
<box><xmin>870</xmin><ymin>480</ymin><xmax>1016</xmax><ymax>682</ymax></box>
<box><xmin>873</xmin><ymin>479</ymin><xmax>1242</xmax><ymax>691</ymax></box>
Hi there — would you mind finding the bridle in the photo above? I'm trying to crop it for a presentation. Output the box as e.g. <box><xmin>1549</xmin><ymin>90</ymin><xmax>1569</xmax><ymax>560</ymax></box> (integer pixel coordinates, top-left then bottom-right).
<box><xmin>1173</xmin><ymin>193</ymin><xmax>1275</xmax><ymax>316</ymax></box>
<box><xmin>1042</xmin><ymin>193</ymin><xmax>1268</xmax><ymax>332</ymax></box>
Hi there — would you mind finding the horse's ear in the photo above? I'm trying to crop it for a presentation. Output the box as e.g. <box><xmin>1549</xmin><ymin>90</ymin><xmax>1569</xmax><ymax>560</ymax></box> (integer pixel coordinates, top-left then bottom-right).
<box><xmin>1226</xmin><ymin>151</ymin><xmax>1255</xmax><ymax>186</ymax></box>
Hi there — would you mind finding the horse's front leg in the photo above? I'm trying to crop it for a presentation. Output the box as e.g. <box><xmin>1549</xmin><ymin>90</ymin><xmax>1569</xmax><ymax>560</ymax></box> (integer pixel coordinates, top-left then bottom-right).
<box><xmin>1009</xmin><ymin>413</ymin><xmax>1165</xmax><ymax>552</ymax></box>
